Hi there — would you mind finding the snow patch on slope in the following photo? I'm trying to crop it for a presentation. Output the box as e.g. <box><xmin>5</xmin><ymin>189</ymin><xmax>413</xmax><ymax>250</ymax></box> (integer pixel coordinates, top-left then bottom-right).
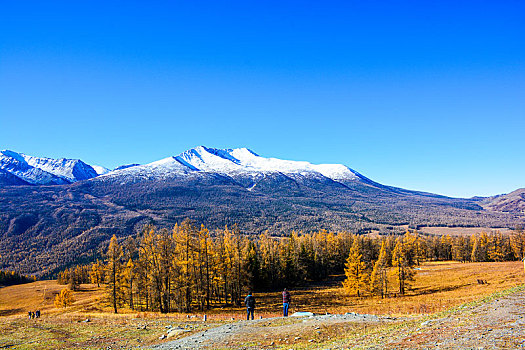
<box><xmin>97</xmin><ymin>156</ymin><xmax>193</xmax><ymax>183</ymax></box>
<box><xmin>175</xmin><ymin>146</ymin><xmax>243</xmax><ymax>173</ymax></box>
<box><xmin>92</xmin><ymin>165</ymin><xmax>111</xmax><ymax>175</ymax></box>
<box><xmin>174</xmin><ymin>146</ymin><xmax>359</xmax><ymax>181</ymax></box>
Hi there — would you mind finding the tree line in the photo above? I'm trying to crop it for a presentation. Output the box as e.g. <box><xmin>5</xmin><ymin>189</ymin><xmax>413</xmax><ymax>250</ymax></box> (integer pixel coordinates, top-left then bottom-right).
<box><xmin>0</xmin><ymin>270</ymin><xmax>35</xmax><ymax>286</ymax></box>
<box><xmin>343</xmin><ymin>229</ymin><xmax>525</xmax><ymax>298</ymax></box>
<box><xmin>58</xmin><ymin>222</ymin><xmax>525</xmax><ymax>313</ymax></box>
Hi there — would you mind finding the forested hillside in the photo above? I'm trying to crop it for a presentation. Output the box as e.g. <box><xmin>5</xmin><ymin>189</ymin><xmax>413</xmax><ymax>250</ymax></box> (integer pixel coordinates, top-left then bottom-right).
<box><xmin>1</xmin><ymin>147</ymin><xmax>524</xmax><ymax>276</ymax></box>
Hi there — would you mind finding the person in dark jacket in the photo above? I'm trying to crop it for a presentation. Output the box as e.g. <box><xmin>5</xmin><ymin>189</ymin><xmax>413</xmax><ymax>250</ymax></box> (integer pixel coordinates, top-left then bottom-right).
<box><xmin>282</xmin><ymin>288</ymin><xmax>291</xmax><ymax>317</ymax></box>
<box><xmin>244</xmin><ymin>292</ymin><xmax>256</xmax><ymax>320</ymax></box>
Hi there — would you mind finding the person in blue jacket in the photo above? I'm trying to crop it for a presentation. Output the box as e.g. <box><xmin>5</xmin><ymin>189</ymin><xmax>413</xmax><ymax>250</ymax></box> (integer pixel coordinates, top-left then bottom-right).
<box><xmin>244</xmin><ymin>291</ymin><xmax>256</xmax><ymax>320</ymax></box>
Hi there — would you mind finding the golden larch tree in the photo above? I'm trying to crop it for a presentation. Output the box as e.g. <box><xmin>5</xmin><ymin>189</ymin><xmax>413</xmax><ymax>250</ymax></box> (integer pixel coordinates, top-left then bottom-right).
<box><xmin>370</xmin><ymin>240</ymin><xmax>389</xmax><ymax>298</ymax></box>
<box><xmin>106</xmin><ymin>234</ymin><xmax>123</xmax><ymax>314</ymax></box>
<box><xmin>343</xmin><ymin>237</ymin><xmax>369</xmax><ymax>297</ymax></box>
<box><xmin>90</xmin><ymin>260</ymin><xmax>105</xmax><ymax>287</ymax></box>
<box><xmin>54</xmin><ymin>288</ymin><xmax>75</xmax><ymax>308</ymax></box>
<box><xmin>392</xmin><ymin>239</ymin><xmax>415</xmax><ymax>296</ymax></box>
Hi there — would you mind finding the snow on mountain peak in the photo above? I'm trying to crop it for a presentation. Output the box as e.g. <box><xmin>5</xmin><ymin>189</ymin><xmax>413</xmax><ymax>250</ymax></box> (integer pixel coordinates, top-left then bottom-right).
<box><xmin>21</xmin><ymin>154</ymin><xmax>98</xmax><ymax>182</ymax></box>
<box><xmin>175</xmin><ymin>146</ymin><xmax>243</xmax><ymax>173</ymax></box>
<box><xmin>1</xmin><ymin>147</ymin><xmax>361</xmax><ymax>186</ymax></box>
<box><xmin>0</xmin><ymin>150</ymin><xmax>98</xmax><ymax>184</ymax></box>
<box><xmin>172</xmin><ymin>146</ymin><xmax>359</xmax><ymax>181</ymax></box>
<box><xmin>1</xmin><ymin>150</ymin><xmax>25</xmax><ymax>162</ymax></box>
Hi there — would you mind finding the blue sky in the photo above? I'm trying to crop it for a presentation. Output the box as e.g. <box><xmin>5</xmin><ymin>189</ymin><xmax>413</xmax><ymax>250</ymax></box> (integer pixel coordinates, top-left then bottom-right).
<box><xmin>1</xmin><ymin>1</ymin><xmax>524</xmax><ymax>198</ymax></box>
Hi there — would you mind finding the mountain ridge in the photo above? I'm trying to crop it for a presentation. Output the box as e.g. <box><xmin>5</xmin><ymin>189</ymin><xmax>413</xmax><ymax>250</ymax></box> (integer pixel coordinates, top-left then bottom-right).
<box><xmin>0</xmin><ymin>150</ymin><xmax>98</xmax><ymax>185</ymax></box>
<box><xmin>1</xmin><ymin>146</ymin><xmax>524</xmax><ymax>276</ymax></box>
<box><xmin>0</xmin><ymin>146</ymin><xmax>510</xmax><ymax>201</ymax></box>
<box><xmin>95</xmin><ymin>146</ymin><xmax>363</xmax><ymax>184</ymax></box>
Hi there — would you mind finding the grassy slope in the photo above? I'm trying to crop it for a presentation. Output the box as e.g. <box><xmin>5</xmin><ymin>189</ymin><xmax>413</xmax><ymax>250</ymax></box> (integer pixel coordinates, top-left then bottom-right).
<box><xmin>0</xmin><ymin>261</ymin><xmax>523</xmax><ymax>349</ymax></box>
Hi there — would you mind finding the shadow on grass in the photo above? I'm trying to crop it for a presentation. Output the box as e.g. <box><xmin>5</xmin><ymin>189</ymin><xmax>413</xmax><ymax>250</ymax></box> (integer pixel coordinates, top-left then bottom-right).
<box><xmin>0</xmin><ymin>307</ymin><xmax>24</xmax><ymax>316</ymax></box>
<box><xmin>411</xmin><ymin>284</ymin><xmax>466</xmax><ymax>295</ymax></box>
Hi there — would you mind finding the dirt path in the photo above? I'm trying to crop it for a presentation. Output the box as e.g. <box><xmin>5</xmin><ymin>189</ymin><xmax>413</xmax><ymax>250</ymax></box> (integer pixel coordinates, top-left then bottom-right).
<box><xmin>151</xmin><ymin>287</ymin><xmax>525</xmax><ymax>349</ymax></box>
<box><xmin>152</xmin><ymin>313</ymin><xmax>393</xmax><ymax>349</ymax></box>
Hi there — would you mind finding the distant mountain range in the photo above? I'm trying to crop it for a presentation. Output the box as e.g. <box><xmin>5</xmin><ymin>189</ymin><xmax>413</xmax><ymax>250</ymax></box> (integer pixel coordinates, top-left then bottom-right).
<box><xmin>0</xmin><ymin>146</ymin><xmax>523</xmax><ymax>275</ymax></box>
<box><xmin>0</xmin><ymin>150</ymin><xmax>100</xmax><ymax>185</ymax></box>
<box><xmin>0</xmin><ymin>146</ymin><xmax>364</xmax><ymax>186</ymax></box>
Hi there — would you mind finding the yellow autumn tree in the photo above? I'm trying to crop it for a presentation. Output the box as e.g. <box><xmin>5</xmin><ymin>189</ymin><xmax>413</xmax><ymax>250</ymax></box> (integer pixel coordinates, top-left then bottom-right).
<box><xmin>370</xmin><ymin>240</ymin><xmax>389</xmax><ymax>298</ymax></box>
<box><xmin>106</xmin><ymin>234</ymin><xmax>123</xmax><ymax>314</ymax></box>
<box><xmin>471</xmin><ymin>232</ymin><xmax>490</xmax><ymax>262</ymax></box>
<box><xmin>392</xmin><ymin>239</ymin><xmax>415</xmax><ymax>296</ymax></box>
<box><xmin>90</xmin><ymin>260</ymin><xmax>105</xmax><ymax>287</ymax></box>
<box><xmin>54</xmin><ymin>288</ymin><xmax>75</xmax><ymax>308</ymax></box>
<box><xmin>257</xmin><ymin>231</ymin><xmax>278</xmax><ymax>288</ymax></box>
<box><xmin>510</xmin><ymin>228</ymin><xmax>525</xmax><ymax>260</ymax></box>
<box><xmin>196</xmin><ymin>224</ymin><xmax>212</xmax><ymax>310</ymax></box>
<box><xmin>173</xmin><ymin>220</ymin><xmax>197</xmax><ymax>312</ymax></box>
<box><xmin>343</xmin><ymin>237</ymin><xmax>369</xmax><ymax>297</ymax></box>
<box><xmin>452</xmin><ymin>236</ymin><xmax>471</xmax><ymax>262</ymax></box>
<box><xmin>122</xmin><ymin>258</ymin><xmax>135</xmax><ymax>310</ymax></box>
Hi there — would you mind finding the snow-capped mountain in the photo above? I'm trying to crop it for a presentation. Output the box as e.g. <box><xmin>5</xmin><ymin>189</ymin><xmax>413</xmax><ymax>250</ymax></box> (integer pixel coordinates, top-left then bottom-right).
<box><xmin>177</xmin><ymin>146</ymin><xmax>360</xmax><ymax>180</ymax></box>
<box><xmin>98</xmin><ymin>146</ymin><xmax>363</xmax><ymax>185</ymax></box>
<box><xmin>3</xmin><ymin>146</ymin><xmax>524</xmax><ymax>276</ymax></box>
<box><xmin>0</xmin><ymin>150</ymin><xmax>98</xmax><ymax>185</ymax></box>
<box><xmin>0</xmin><ymin>146</ymin><xmax>366</xmax><ymax>186</ymax></box>
<box><xmin>97</xmin><ymin>156</ymin><xmax>195</xmax><ymax>184</ymax></box>
<box><xmin>91</xmin><ymin>165</ymin><xmax>111</xmax><ymax>175</ymax></box>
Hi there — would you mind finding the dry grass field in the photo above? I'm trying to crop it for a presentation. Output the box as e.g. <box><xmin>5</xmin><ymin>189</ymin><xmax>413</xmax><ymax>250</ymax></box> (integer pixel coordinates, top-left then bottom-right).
<box><xmin>0</xmin><ymin>261</ymin><xmax>523</xmax><ymax>349</ymax></box>
<box><xmin>416</xmin><ymin>226</ymin><xmax>511</xmax><ymax>236</ymax></box>
<box><xmin>251</xmin><ymin>260</ymin><xmax>524</xmax><ymax>316</ymax></box>
<box><xmin>0</xmin><ymin>280</ymin><xmax>104</xmax><ymax>317</ymax></box>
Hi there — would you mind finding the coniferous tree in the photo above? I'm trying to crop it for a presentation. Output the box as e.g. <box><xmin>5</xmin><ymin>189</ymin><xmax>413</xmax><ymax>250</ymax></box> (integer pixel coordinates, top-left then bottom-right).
<box><xmin>370</xmin><ymin>240</ymin><xmax>389</xmax><ymax>298</ymax></box>
<box><xmin>90</xmin><ymin>260</ymin><xmax>105</xmax><ymax>287</ymax></box>
<box><xmin>69</xmin><ymin>267</ymin><xmax>79</xmax><ymax>291</ymax></box>
<box><xmin>343</xmin><ymin>237</ymin><xmax>369</xmax><ymax>297</ymax></box>
<box><xmin>106</xmin><ymin>234</ymin><xmax>123</xmax><ymax>314</ymax></box>
<box><xmin>471</xmin><ymin>235</ymin><xmax>481</xmax><ymax>262</ymax></box>
<box><xmin>197</xmin><ymin>224</ymin><xmax>212</xmax><ymax>309</ymax></box>
<box><xmin>54</xmin><ymin>288</ymin><xmax>75</xmax><ymax>308</ymax></box>
<box><xmin>510</xmin><ymin>228</ymin><xmax>525</xmax><ymax>260</ymax></box>
<box><xmin>122</xmin><ymin>258</ymin><xmax>135</xmax><ymax>310</ymax></box>
<box><xmin>392</xmin><ymin>238</ymin><xmax>415</xmax><ymax>296</ymax></box>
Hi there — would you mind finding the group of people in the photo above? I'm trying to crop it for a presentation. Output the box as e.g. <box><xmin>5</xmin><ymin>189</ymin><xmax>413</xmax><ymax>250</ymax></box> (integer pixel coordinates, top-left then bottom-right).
<box><xmin>28</xmin><ymin>310</ymin><xmax>41</xmax><ymax>319</ymax></box>
<box><xmin>244</xmin><ymin>288</ymin><xmax>292</xmax><ymax>320</ymax></box>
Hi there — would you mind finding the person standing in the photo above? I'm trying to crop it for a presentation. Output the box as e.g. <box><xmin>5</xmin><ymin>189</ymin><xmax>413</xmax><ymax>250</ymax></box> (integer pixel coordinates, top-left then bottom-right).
<box><xmin>244</xmin><ymin>292</ymin><xmax>256</xmax><ymax>320</ymax></box>
<box><xmin>282</xmin><ymin>288</ymin><xmax>291</xmax><ymax>317</ymax></box>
